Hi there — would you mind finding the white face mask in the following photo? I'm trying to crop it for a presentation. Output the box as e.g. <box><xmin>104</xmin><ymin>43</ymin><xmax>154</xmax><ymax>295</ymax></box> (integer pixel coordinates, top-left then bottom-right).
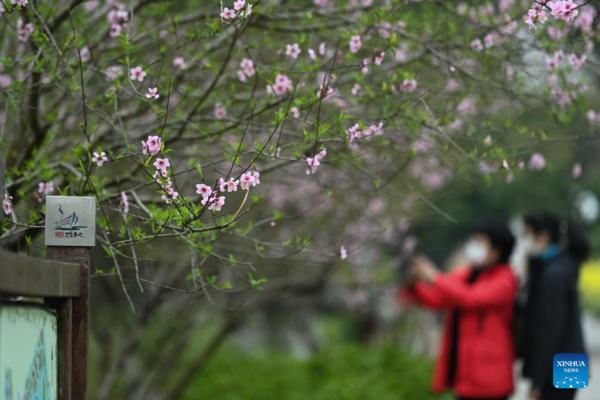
<box><xmin>520</xmin><ymin>234</ymin><xmax>542</xmax><ymax>256</ymax></box>
<box><xmin>465</xmin><ymin>241</ymin><xmax>489</xmax><ymax>265</ymax></box>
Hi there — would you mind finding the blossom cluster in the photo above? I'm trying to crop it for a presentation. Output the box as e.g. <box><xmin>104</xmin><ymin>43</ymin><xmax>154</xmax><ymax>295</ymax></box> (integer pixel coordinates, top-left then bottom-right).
<box><xmin>306</xmin><ymin>149</ymin><xmax>327</xmax><ymax>175</ymax></box>
<box><xmin>16</xmin><ymin>19</ymin><xmax>34</xmax><ymax>42</ymax></box>
<box><xmin>267</xmin><ymin>74</ymin><xmax>294</xmax><ymax>96</ymax></box>
<box><xmin>238</xmin><ymin>58</ymin><xmax>256</xmax><ymax>82</ymax></box>
<box><xmin>345</xmin><ymin>122</ymin><xmax>384</xmax><ymax>143</ymax></box>
<box><xmin>525</xmin><ymin>0</ymin><xmax>580</xmax><ymax>29</ymax></box>
<box><xmin>195</xmin><ymin>171</ymin><xmax>261</xmax><ymax>212</ymax></box>
<box><xmin>107</xmin><ymin>2</ymin><xmax>129</xmax><ymax>38</ymax></box>
<box><xmin>34</xmin><ymin>182</ymin><xmax>54</xmax><ymax>202</ymax></box>
<box><xmin>220</xmin><ymin>0</ymin><xmax>252</xmax><ymax>20</ymax></box>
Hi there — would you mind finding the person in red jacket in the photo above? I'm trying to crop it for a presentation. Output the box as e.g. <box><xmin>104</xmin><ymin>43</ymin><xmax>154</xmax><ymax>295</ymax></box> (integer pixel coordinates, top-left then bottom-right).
<box><xmin>402</xmin><ymin>219</ymin><xmax>518</xmax><ymax>400</ymax></box>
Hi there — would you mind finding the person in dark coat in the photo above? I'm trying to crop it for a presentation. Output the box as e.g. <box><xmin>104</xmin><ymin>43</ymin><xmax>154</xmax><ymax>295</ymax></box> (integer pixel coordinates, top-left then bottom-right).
<box><xmin>520</xmin><ymin>212</ymin><xmax>590</xmax><ymax>400</ymax></box>
<box><xmin>401</xmin><ymin>219</ymin><xmax>518</xmax><ymax>400</ymax></box>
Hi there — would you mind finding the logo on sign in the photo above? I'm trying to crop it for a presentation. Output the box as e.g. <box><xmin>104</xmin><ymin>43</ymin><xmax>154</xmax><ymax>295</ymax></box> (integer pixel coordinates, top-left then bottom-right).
<box><xmin>554</xmin><ymin>353</ymin><xmax>588</xmax><ymax>389</ymax></box>
<box><xmin>54</xmin><ymin>204</ymin><xmax>88</xmax><ymax>239</ymax></box>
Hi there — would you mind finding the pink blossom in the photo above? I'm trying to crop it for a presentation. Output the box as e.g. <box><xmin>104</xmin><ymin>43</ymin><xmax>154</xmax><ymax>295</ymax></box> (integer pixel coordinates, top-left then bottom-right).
<box><xmin>220</xmin><ymin>7</ymin><xmax>236</xmax><ymax>19</ymax></box>
<box><xmin>203</xmin><ymin>193</ymin><xmax>226</xmax><ymax>211</ymax></box>
<box><xmin>470</xmin><ymin>39</ymin><xmax>483</xmax><ymax>51</ymax></box>
<box><xmin>121</xmin><ymin>191</ymin><xmax>129</xmax><ymax>214</ymax></box>
<box><xmin>92</xmin><ymin>151</ymin><xmax>108</xmax><ymax>167</ymax></box>
<box><xmin>351</xmin><ymin>83</ymin><xmax>361</xmax><ymax>96</ymax></box>
<box><xmin>484</xmin><ymin>33</ymin><xmax>496</xmax><ymax>49</ymax></box>
<box><xmin>346</xmin><ymin>124</ymin><xmax>361</xmax><ymax>142</ymax></box>
<box><xmin>285</xmin><ymin>43</ymin><xmax>302</xmax><ymax>59</ymax></box>
<box><xmin>85</xmin><ymin>1</ymin><xmax>99</xmax><ymax>11</ymax></box>
<box><xmin>502</xmin><ymin>160</ymin><xmax>509</xmax><ymax>170</ymax></box>
<box><xmin>572</xmin><ymin>163</ymin><xmax>582</xmax><ymax>178</ymax></box>
<box><xmin>110</xmin><ymin>24</ymin><xmax>122</xmax><ymax>37</ymax></box>
<box><xmin>549</xmin><ymin>0</ymin><xmax>579</xmax><ymax>22</ymax></box>
<box><xmin>240</xmin><ymin>58</ymin><xmax>253</xmax><ymax>70</ymax></box>
<box><xmin>573</xmin><ymin>6</ymin><xmax>596</xmax><ymax>32</ymax></box>
<box><xmin>246</xmin><ymin>3</ymin><xmax>253</xmax><ymax>16</ymax></box>
<box><xmin>130</xmin><ymin>66</ymin><xmax>146</xmax><ymax>82</ymax></box>
<box><xmin>38</xmin><ymin>181</ymin><xmax>54</xmax><ymax>195</ymax></box>
<box><xmin>215</xmin><ymin>103</ymin><xmax>227</xmax><ymax>119</ymax></box>
<box><xmin>361</xmin><ymin>58</ymin><xmax>371</xmax><ymax>74</ymax></box>
<box><xmin>500</xmin><ymin>0</ymin><xmax>515</xmax><ymax>12</ymax></box>
<box><xmin>290</xmin><ymin>107</ymin><xmax>300</xmax><ymax>118</ymax></box>
<box><xmin>308</xmin><ymin>49</ymin><xmax>317</xmax><ymax>60</ymax></box>
<box><xmin>0</xmin><ymin>75</ymin><xmax>12</xmax><ymax>87</ymax></box>
<box><xmin>447</xmin><ymin>119</ymin><xmax>463</xmax><ymax>131</ymax></box>
<box><xmin>306</xmin><ymin>149</ymin><xmax>326</xmax><ymax>175</ymax></box>
<box><xmin>349</xmin><ymin>35</ymin><xmax>362</xmax><ymax>53</ymax></box>
<box><xmin>196</xmin><ymin>183</ymin><xmax>213</xmax><ymax>199</ymax></box>
<box><xmin>569</xmin><ymin>53</ymin><xmax>586</xmax><ymax>70</ymax></box>
<box><xmin>153</xmin><ymin>157</ymin><xmax>170</xmax><ymax>172</ymax></box>
<box><xmin>361</xmin><ymin>121</ymin><xmax>384</xmax><ymax>139</ymax></box>
<box><xmin>239</xmin><ymin>58</ymin><xmax>255</xmax><ymax>79</ymax></box>
<box><xmin>500</xmin><ymin>21</ymin><xmax>518</xmax><ymax>36</ymax></box>
<box><xmin>317</xmin><ymin>84</ymin><xmax>335</xmax><ymax>99</ymax></box>
<box><xmin>319</xmin><ymin>42</ymin><xmax>326</xmax><ymax>55</ymax></box>
<box><xmin>219</xmin><ymin>177</ymin><xmax>239</xmax><ymax>192</ymax></box>
<box><xmin>144</xmin><ymin>135</ymin><xmax>161</xmax><ymax>156</ymax></box>
<box><xmin>145</xmin><ymin>87</ymin><xmax>160</xmax><ymax>99</ymax></box>
<box><xmin>400</xmin><ymin>79</ymin><xmax>417</xmax><ymax>93</ymax></box>
<box><xmin>551</xmin><ymin>87</ymin><xmax>572</xmax><ymax>109</ymax></box>
<box><xmin>162</xmin><ymin>190</ymin><xmax>179</xmax><ymax>204</ymax></box>
<box><xmin>528</xmin><ymin>153</ymin><xmax>546</xmax><ymax>170</ymax></box>
<box><xmin>142</xmin><ymin>141</ymin><xmax>148</xmax><ymax>155</ymax></box>
<box><xmin>11</xmin><ymin>0</ymin><xmax>28</xmax><ymax>6</ymax></box>
<box><xmin>252</xmin><ymin>171</ymin><xmax>260</xmax><ymax>186</ymax></box>
<box><xmin>546</xmin><ymin>51</ymin><xmax>563</xmax><ymax>70</ymax></box>
<box><xmin>306</xmin><ymin>157</ymin><xmax>320</xmax><ymax>175</ymax></box>
<box><xmin>240</xmin><ymin>172</ymin><xmax>255</xmax><ymax>190</ymax></box>
<box><xmin>267</xmin><ymin>74</ymin><xmax>293</xmax><ymax>96</ymax></box>
<box><xmin>35</xmin><ymin>181</ymin><xmax>54</xmax><ymax>202</ymax></box>
<box><xmin>340</xmin><ymin>246</ymin><xmax>348</xmax><ymax>260</ymax></box>
<box><xmin>374</xmin><ymin>51</ymin><xmax>385</xmax><ymax>65</ymax></box>
<box><xmin>174</xmin><ymin>57</ymin><xmax>186</xmax><ymax>69</ymax></box>
<box><xmin>16</xmin><ymin>19</ymin><xmax>34</xmax><ymax>42</ymax></box>
<box><xmin>525</xmin><ymin>8</ymin><xmax>548</xmax><ymax>29</ymax></box>
<box><xmin>234</xmin><ymin>0</ymin><xmax>245</xmax><ymax>10</ymax></box>
<box><xmin>587</xmin><ymin>110</ymin><xmax>600</xmax><ymax>124</ymax></box>
<box><xmin>548</xmin><ymin>26</ymin><xmax>567</xmax><ymax>40</ymax></box>
<box><xmin>106</xmin><ymin>66</ymin><xmax>123</xmax><ymax>80</ymax></box>
<box><xmin>314</xmin><ymin>0</ymin><xmax>328</xmax><ymax>6</ymax></box>
<box><xmin>2</xmin><ymin>195</ymin><xmax>13</xmax><ymax>215</ymax></box>
<box><xmin>80</xmin><ymin>46</ymin><xmax>91</xmax><ymax>62</ymax></box>
<box><xmin>457</xmin><ymin>97</ymin><xmax>475</xmax><ymax>116</ymax></box>
<box><xmin>108</xmin><ymin>9</ymin><xmax>128</xmax><ymax>24</ymax></box>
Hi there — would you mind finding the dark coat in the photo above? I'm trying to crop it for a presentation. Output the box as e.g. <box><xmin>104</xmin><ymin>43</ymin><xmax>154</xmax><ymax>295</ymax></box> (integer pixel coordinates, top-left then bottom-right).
<box><xmin>522</xmin><ymin>252</ymin><xmax>586</xmax><ymax>390</ymax></box>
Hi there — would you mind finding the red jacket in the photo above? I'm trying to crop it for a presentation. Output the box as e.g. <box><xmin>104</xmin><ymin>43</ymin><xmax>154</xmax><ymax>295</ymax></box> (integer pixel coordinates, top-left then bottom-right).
<box><xmin>401</xmin><ymin>264</ymin><xmax>518</xmax><ymax>398</ymax></box>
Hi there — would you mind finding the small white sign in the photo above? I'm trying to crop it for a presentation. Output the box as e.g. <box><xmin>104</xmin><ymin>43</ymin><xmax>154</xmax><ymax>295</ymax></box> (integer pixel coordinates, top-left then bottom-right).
<box><xmin>44</xmin><ymin>196</ymin><xmax>96</xmax><ymax>247</ymax></box>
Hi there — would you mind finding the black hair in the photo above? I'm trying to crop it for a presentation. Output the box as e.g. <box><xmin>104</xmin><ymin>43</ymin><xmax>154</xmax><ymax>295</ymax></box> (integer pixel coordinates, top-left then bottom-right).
<box><xmin>524</xmin><ymin>211</ymin><xmax>591</xmax><ymax>263</ymax></box>
<box><xmin>472</xmin><ymin>218</ymin><xmax>515</xmax><ymax>264</ymax></box>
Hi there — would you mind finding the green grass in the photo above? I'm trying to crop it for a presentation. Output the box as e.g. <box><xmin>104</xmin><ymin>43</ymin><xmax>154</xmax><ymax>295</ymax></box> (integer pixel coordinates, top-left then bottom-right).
<box><xmin>183</xmin><ymin>344</ymin><xmax>452</xmax><ymax>400</ymax></box>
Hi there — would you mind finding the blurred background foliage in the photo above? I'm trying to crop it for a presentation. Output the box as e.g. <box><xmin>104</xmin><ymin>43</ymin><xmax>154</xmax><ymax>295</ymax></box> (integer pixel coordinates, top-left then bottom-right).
<box><xmin>181</xmin><ymin>344</ymin><xmax>449</xmax><ymax>400</ymax></box>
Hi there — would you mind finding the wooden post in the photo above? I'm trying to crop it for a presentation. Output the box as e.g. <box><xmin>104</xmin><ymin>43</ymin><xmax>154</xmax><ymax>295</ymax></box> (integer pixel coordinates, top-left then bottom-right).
<box><xmin>48</xmin><ymin>247</ymin><xmax>91</xmax><ymax>400</ymax></box>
